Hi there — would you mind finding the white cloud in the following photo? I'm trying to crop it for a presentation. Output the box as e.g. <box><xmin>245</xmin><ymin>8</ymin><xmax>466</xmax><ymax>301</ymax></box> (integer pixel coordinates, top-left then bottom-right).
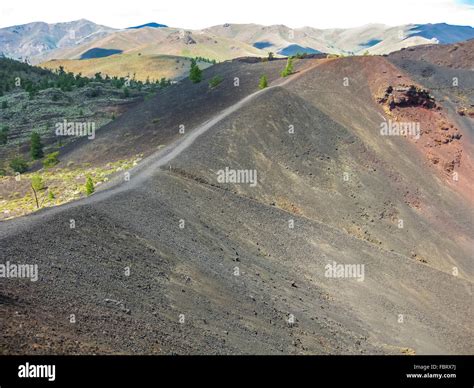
<box><xmin>0</xmin><ymin>0</ymin><xmax>473</xmax><ymax>29</ymax></box>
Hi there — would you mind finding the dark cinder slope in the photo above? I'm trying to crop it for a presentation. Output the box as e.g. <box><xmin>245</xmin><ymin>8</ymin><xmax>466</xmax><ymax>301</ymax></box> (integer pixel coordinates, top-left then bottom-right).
<box><xmin>173</xmin><ymin>56</ymin><xmax>474</xmax><ymax>280</ymax></box>
<box><xmin>0</xmin><ymin>55</ymin><xmax>472</xmax><ymax>355</ymax></box>
<box><xmin>387</xmin><ymin>39</ymin><xmax>474</xmax><ymax>70</ymax></box>
<box><xmin>59</xmin><ymin>57</ymin><xmax>310</xmax><ymax>165</ymax></box>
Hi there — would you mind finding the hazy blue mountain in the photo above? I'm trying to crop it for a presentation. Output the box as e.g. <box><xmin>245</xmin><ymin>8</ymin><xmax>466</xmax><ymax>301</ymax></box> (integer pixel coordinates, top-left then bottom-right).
<box><xmin>408</xmin><ymin>23</ymin><xmax>474</xmax><ymax>44</ymax></box>
<box><xmin>278</xmin><ymin>44</ymin><xmax>321</xmax><ymax>56</ymax></box>
<box><xmin>79</xmin><ymin>48</ymin><xmax>123</xmax><ymax>59</ymax></box>
<box><xmin>127</xmin><ymin>22</ymin><xmax>168</xmax><ymax>29</ymax></box>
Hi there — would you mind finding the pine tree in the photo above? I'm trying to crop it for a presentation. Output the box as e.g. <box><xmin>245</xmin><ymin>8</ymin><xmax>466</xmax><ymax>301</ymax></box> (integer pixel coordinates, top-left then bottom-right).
<box><xmin>30</xmin><ymin>174</ymin><xmax>44</xmax><ymax>208</ymax></box>
<box><xmin>189</xmin><ymin>62</ymin><xmax>202</xmax><ymax>83</ymax></box>
<box><xmin>0</xmin><ymin>125</ymin><xmax>9</xmax><ymax>145</ymax></box>
<box><xmin>85</xmin><ymin>176</ymin><xmax>94</xmax><ymax>195</ymax></box>
<box><xmin>259</xmin><ymin>75</ymin><xmax>268</xmax><ymax>89</ymax></box>
<box><xmin>281</xmin><ymin>57</ymin><xmax>294</xmax><ymax>77</ymax></box>
<box><xmin>9</xmin><ymin>157</ymin><xmax>28</xmax><ymax>173</ymax></box>
<box><xmin>30</xmin><ymin>131</ymin><xmax>43</xmax><ymax>160</ymax></box>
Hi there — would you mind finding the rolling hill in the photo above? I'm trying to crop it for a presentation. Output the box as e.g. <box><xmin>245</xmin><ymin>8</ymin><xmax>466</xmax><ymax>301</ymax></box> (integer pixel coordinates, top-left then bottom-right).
<box><xmin>41</xmin><ymin>54</ymin><xmax>213</xmax><ymax>82</ymax></box>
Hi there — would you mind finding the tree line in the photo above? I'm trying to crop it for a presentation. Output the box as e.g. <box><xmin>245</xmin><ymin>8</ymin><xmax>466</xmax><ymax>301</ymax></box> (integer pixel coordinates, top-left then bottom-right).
<box><xmin>0</xmin><ymin>57</ymin><xmax>172</xmax><ymax>98</ymax></box>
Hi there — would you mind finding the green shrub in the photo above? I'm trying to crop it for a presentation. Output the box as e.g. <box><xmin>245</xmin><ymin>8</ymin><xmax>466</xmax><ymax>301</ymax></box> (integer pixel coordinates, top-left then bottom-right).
<box><xmin>144</xmin><ymin>93</ymin><xmax>153</xmax><ymax>101</ymax></box>
<box><xmin>208</xmin><ymin>75</ymin><xmax>223</xmax><ymax>88</ymax></box>
<box><xmin>159</xmin><ymin>78</ymin><xmax>171</xmax><ymax>88</ymax></box>
<box><xmin>31</xmin><ymin>174</ymin><xmax>44</xmax><ymax>191</ymax></box>
<box><xmin>259</xmin><ymin>75</ymin><xmax>268</xmax><ymax>89</ymax></box>
<box><xmin>9</xmin><ymin>157</ymin><xmax>28</xmax><ymax>173</ymax></box>
<box><xmin>43</xmin><ymin>151</ymin><xmax>60</xmax><ymax>168</ymax></box>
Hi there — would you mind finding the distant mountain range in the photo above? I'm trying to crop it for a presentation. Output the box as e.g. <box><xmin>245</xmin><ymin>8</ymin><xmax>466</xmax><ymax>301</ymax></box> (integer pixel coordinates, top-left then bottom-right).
<box><xmin>1</xmin><ymin>19</ymin><xmax>473</xmax><ymax>70</ymax></box>
<box><xmin>0</xmin><ymin>19</ymin><xmax>115</xmax><ymax>62</ymax></box>
<box><xmin>40</xmin><ymin>27</ymin><xmax>265</xmax><ymax>63</ymax></box>
<box><xmin>204</xmin><ymin>22</ymin><xmax>474</xmax><ymax>56</ymax></box>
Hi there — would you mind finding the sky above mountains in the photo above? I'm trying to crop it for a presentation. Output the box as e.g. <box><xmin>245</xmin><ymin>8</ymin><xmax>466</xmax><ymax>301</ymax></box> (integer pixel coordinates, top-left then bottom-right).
<box><xmin>1</xmin><ymin>0</ymin><xmax>473</xmax><ymax>29</ymax></box>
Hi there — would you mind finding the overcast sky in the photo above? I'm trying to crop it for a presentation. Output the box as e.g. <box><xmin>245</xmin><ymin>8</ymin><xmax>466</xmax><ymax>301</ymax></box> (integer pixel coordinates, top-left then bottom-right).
<box><xmin>1</xmin><ymin>0</ymin><xmax>473</xmax><ymax>29</ymax></box>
